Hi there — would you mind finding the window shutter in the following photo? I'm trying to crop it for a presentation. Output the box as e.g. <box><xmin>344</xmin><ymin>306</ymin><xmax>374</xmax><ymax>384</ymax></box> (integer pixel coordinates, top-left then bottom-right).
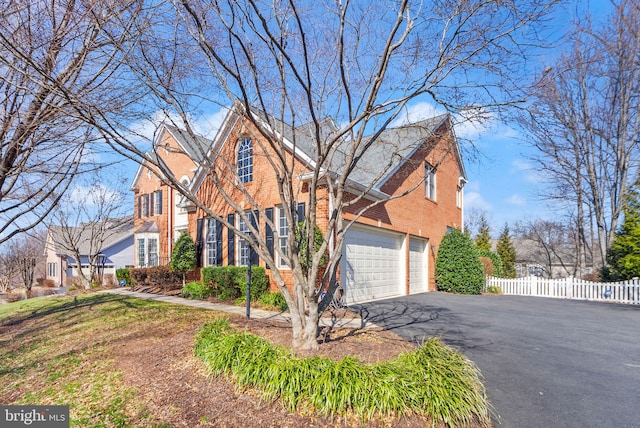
<box><xmin>149</xmin><ymin>193</ymin><xmax>154</xmax><ymax>217</ymax></box>
<box><xmin>157</xmin><ymin>190</ymin><xmax>163</xmax><ymax>215</ymax></box>
<box><xmin>227</xmin><ymin>213</ymin><xmax>235</xmax><ymax>265</ymax></box>
<box><xmin>296</xmin><ymin>202</ymin><xmax>306</xmax><ymax>225</ymax></box>
<box><xmin>196</xmin><ymin>218</ymin><xmax>203</xmax><ymax>268</ymax></box>
<box><xmin>265</xmin><ymin>208</ymin><xmax>274</xmax><ymax>267</ymax></box>
<box><xmin>215</xmin><ymin>220</ymin><xmax>223</xmax><ymax>266</ymax></box>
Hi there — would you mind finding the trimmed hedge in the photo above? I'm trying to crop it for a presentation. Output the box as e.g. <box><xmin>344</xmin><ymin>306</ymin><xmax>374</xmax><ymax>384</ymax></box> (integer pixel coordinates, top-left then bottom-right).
<box><xmin>201</xmin><ymin>266</ymin><xmax>269</xmax><ymax>301</ymax></box>
<box><xmin>435</xmin><ymin>229</ymin><xmax>485</xmax><ymax>294</ymax></box>
<box><xmin>181</xmin><ymin>281</ymin><xmax>214</xmax><ymax>300</ymax></box>
<box><xmin>130</xmin><ymin>266</ymin><xmax>183</xmax><ymax>290</ymax></box>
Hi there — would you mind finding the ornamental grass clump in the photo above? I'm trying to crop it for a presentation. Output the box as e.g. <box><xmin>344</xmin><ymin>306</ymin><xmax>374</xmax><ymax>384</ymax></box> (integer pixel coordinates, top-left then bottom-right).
<box><xmin>195</xmin><ymin>319</ymin><xmax>490</xmax><ymax>427</ymax></box>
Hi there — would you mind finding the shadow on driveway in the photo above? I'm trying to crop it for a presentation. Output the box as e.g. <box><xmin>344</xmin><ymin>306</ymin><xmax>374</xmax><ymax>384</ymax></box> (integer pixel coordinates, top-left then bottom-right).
<box><xmin>354</xmin><ymin>292</ymin><xmax>640</xmax><ymax>428</ymax></box>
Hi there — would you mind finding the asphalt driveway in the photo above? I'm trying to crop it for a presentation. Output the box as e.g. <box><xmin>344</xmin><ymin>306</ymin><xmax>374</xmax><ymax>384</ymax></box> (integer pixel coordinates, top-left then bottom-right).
<box><xmin>355</xmin><ymin>292</ymin><xmax>640</xmax><ymax>428</ymax></box>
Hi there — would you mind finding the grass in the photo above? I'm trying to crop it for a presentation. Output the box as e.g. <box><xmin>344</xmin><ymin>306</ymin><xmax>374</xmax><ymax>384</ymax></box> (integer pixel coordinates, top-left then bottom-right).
<box><xmin>1</xmin><ymin>293</ymin><xmax>491</xmax><ymax>427</ymax></box>
<box><xmin>0</xmin><ymin>293</ymin><xmax>220</xmax><ymax>427</ymax></box>
<box><xmin>195</xmin><ymin>318</ymin><xmax>490</xmax><ymax>427</ymax></box>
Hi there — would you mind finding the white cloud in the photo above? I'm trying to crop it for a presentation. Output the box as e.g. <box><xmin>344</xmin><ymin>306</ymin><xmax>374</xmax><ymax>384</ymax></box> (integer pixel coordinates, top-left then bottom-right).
<box><xmin>510</xmin><ymin>159</ymin><xmax>543</xmax><ymax>183</ymax></box>
<box><xmin>506</xmin><ymin>194</ymin><xmax>526</xmax><ymax>206</ymax></box>
<box><xmin>465</xmin><ymin>191</ymin><xmax>493</xmax><ymax>212</ymax></box>
<box><xmin>391</xmin><ymin>102</ymin><xmax>447</xmax><ymax>127</ymax></box>
<box><xmin>127</xmin><ymin>107</ymin><xmax>228</xmax><ymax>146</ymax></box>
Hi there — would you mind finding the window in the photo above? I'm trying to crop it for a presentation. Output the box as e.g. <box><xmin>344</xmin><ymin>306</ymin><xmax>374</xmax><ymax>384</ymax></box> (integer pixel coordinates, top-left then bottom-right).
<box><xmin>237</xmin><ymin>137</ymin><xmax>253</xmax><ymax>183</ymax></box>
<box><xmin>425</xmin><ymin>162</ymin><xmax>436</xmax><ymax>200</ymax></box>
<box><xmin>140</xmin><ymin>194</ymin><xmax>149</xmax><ymax>217</ymax></box>
<box><xmin>148</xmin><ymin>238</ymin><xmax>158</xmax><ymax>266</ymax></box>
<box><xmin>238</xmin><ymin>215</ymin><xmax>250</xmax><ymax>266</ymax></box>
<box><xmin>154</xmin><ymin>190</ymin><xmax>163</xmax><ymax>215</ymax></box>
<box><xmin>206</xmin><ymin>218</ymin><xmax>218</xmax><ymax>266</ymax></box>
<box><xmin>137</xmin><ymin>238</ymin><xmax>146</xmax><ymax>267</ymax></box>
<box><xmin>47</xmin><ymin>262</ymin><xmax>57</xmax><ymax>277</ymax></box>
<box><xmin>137</xmin><ymin>235</ymin><xmax>159</xmax><ymax>267</ymax></box>
<box><xmin>278</xmin><ymin>207</ymin><xmax>289</xmax><ymax>267</ymax></box>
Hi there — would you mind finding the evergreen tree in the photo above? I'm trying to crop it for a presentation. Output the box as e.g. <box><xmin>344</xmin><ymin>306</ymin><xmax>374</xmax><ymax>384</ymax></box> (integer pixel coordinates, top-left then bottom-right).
<box><xmin>496</xmin><ymin>223</ymin><xmax>517</xmax><ymax>278</ymax></box>
<box><xmin>607</xmin><ymin>188</ymin><xmax>640</xmax><ymax>280</ymax></box>
<box><xmin>475</xmin><ymin>215</ymin><xmax>492</xmax><ymax>252</ymax></box>
<box><xmin>170</xmin><ymin>232</ymin><xmax>197</xmax><ymax>286</ymax></box>
<box><xmin>435</xmin><ymin>229</ymin><xmax>485</xmax><ymax>294</ymax></box>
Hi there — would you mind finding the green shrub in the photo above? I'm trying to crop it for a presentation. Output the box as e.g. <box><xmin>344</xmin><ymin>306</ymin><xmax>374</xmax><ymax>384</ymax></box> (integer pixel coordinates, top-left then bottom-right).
<box><xmin>258</xmin><ymin>292</ymin><xmax>288</xmax><ymax>311</ymax></box>
<box><xmin>435</xmin><ymin>229</ymin><xmax>485</xmax><ymax>294</ymax></box>
<box><xmin>115</xmin><ymin>268</ymin><xmax>131</xmax><ymax>286</ymax></box>
<box><xmin>195</xmin><ymin>319</ymin><xmax>489</xmax><ymax>426</ymax></box>
<box><xmin>181</xmin><ymin>281</ymin><xmax>214</xmax><ymax>300</ymax></box>
<box><xmin>170</xmin><ymin>232</ymin><xmax>197</xmax><ymax>285</ymax></box>
<box><xmin>201</xmin><ymin>266</ymin><xmax>268</xmax><ymax>301</ymax></box>
<box><xmin>486</xmin><ymin>285</ymin><xmax>503</xmax><ymax>294</ymax></box>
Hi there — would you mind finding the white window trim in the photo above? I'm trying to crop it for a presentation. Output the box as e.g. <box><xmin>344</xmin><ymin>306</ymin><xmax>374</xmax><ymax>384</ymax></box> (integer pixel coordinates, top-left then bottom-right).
<box><xmin>137</xmin><ymin>233</ymin><xmax>159</xmax><ymax>267</ymax></box>
<box><xmin>277</xmin><ymin>206</ymin><xmax>290</xmax><ymax>268</ymax></box>
<box><xmin>237</xmin><ymin>137</ymin><xmax>253</xmax><ymax>184</ymax></box>
<box><xmin>237</xmin><ymin>215</ymin><xmax>250</xmax><ymax>266</ymax></box>
<box><xmin>425</xmin><ymin>162</ymin><xmax>436</xmax><ymax>201</ymax></box>
<box><xmin>205</xmin><ymin>218</ymin><xmax>218</xmax><ymax>267</ymax></box>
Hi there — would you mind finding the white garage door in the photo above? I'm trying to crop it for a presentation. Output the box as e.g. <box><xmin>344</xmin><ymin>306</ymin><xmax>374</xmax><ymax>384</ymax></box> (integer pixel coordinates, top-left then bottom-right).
<box><xmin>341</xmin><ymin>224</ymin><xmax>404</xmax><ymax>304</ymax></box>
<box><xmin>409</xmin><ymin>237</ymin><xmax>428</xmax><ymax>294</ymax></box>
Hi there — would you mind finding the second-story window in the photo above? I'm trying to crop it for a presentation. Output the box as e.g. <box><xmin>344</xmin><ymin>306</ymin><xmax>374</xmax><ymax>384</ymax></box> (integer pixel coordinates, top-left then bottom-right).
<box><xmin>425</xmin><ymin>162</ymin><xmax>436</xmax><ymax>201</ymax></box>
<box><xmin>154</xmin><ymin>190</ymin><xmax>163</xmax><ymax>215</ymax></box>
<box><xmin>237</xmin><ymin>137</ymin><xmax>253</xmax><ymax>183</ymax></box>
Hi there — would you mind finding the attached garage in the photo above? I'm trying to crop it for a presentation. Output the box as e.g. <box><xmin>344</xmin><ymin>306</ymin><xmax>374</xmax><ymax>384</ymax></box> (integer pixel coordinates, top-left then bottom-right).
<box><xmin>409</xmin><ymin>237</ymin><xmax>428</xmax><ymax>294</ymax></box>
<box><xmin>341</xmin><ymin>224</ymin><xmax>405</xmax><ymax>305</ymax></box>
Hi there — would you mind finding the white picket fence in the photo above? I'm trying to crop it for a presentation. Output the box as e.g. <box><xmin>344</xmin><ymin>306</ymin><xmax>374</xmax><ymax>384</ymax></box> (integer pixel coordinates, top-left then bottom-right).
<box><xmin>485</xmin><ymin>275</ymin><xmax>640</xmax><ymax>305</ymax></box>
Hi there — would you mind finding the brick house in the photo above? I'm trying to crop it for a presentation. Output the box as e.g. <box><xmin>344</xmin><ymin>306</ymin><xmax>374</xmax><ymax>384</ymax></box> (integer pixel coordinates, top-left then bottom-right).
<box><xmin>130</xmin><ymin>124</ymin><xmax>211</xmax><ymax>267</ymax></box>
<box><xmin>155</xmin><ymin>103</ymin><xmax>468</xmax><ymax>305</ymax></box>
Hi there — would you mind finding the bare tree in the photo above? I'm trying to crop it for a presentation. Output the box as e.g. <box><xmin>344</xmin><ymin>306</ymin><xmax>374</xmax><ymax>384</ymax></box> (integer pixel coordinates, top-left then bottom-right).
<box><xmin>100</xmin><ymin>0</ymin><xmax>558</xmax><ymax>351</ymax></box>
<box><xmin>0</xmin><ymin>0</ymin><xmax>145</xmax><ymax>244</ymax></box>
<box><xmin>47</xmin><ymin>174</ymin><xmax>131</xmax><ymax>289</ymax></box>
<box><xmin>0</xmin><ymin>229</ymin><xmax>46</xmax><ymax>295</ymax></box>
<box><xmin>514</xmin><ymin>218</ymin><xmax>588</xmax><ymax>278</ymax></box>
<box><xmin>520</xmin><ymin>0</ymin><xmax>640</xmax><ymax>273</ymax></box>
<box><xmin>17</xmin><ymin>0</ymin><xmax>560</xmax><ymax>350</ymax></box>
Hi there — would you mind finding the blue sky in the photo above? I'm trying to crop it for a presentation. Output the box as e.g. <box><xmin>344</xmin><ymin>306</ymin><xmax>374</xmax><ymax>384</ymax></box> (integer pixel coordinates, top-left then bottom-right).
<box><xmin>111</xmin><ymin>0</ymin><xmax>610</xmax><ymax>237</ymax></box>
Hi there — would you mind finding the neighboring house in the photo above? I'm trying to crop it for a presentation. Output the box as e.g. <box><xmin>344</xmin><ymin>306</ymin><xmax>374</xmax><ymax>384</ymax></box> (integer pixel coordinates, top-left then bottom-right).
<box><xmin>44</xmin><ymin>217</ymin><xmax>134</xmax><ymax>286</ymax></box>
<box><xmin>136</xmin><ymin>102</ymin><xmax>466</xmax><ymax>305</ymax></box>
<box><xmin>511</xmin><ymin>238</ymin><xmax>595</xmax><ymax>279</ymax></box>
<box><xmin>130</xmin><ymin>124</ymin><xmax>211</xmax><ymax>267</ymax></box>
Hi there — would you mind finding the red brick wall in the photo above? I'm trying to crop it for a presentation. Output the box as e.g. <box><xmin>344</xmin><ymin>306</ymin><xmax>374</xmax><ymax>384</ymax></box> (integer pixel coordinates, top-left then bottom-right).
<box><xmin>132</xmin><ymin>129</ymin><xmax>200</xmax><ymax>265</ymax></box>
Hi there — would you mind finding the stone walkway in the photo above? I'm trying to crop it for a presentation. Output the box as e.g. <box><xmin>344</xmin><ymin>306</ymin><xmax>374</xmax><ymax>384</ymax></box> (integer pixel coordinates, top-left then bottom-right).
<box><xmin>102</xmin><ymin>288</ymin><xmax>375</xmax><ymax>330</ymax></box>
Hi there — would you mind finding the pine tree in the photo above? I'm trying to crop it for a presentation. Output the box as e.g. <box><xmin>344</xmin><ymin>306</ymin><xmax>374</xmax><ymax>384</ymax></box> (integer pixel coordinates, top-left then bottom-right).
<box><xmin>475</xmin><ymin>215</ymin><xmax>492</xmax><ymax>252</ymax></box>
<box><xmin>496</xmin><ymin>223</ymin><xmax>517</xmax><ymax>278</ymax></box>
<box><xmin>607</xmin><ymin>187</ymin><xmax>640</xmax><ymax>280</ymax></box>
<box><xmin>170</xmin><ymin>232</ymin><xmax>197</xmax><ymax>286</ymax></box>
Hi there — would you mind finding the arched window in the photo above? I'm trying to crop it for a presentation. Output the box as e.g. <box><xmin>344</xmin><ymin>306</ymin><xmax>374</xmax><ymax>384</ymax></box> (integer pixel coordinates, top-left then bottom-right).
<box><xmin>237</xmin><ymin>137</ymin><xmax>253</xmax><ymax>183</ymax></box>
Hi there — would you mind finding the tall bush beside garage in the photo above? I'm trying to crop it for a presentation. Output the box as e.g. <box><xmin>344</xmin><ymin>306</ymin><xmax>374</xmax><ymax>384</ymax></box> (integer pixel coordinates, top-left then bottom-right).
<box><xmin>435</xmin><ymin>229</ymin><xmax>485</xmax><ymax>294</ymax></box>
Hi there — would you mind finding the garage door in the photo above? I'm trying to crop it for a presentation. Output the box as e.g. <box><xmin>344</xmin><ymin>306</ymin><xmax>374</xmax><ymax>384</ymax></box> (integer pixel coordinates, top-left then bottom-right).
<box><xmin>409</xmin><ymin>237</ymin><xmax>428</xmax><ymax>294</ymax></box>
<box><xmin>341</xmin><ymin>224</ymin><xmax>404</xmax><ymax>304</ymax></box>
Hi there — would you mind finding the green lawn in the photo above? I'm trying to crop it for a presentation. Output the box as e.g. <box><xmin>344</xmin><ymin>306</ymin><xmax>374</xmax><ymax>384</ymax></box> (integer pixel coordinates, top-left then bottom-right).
<box><xmin>0</xmin><ymin>293</ymin><xmax>220</xmax><ymax>427</ymax></box>
<box><xmin>0</xmin><ymin>293</ymin><xmax>490</xmax><ymax>427</ymax></box>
